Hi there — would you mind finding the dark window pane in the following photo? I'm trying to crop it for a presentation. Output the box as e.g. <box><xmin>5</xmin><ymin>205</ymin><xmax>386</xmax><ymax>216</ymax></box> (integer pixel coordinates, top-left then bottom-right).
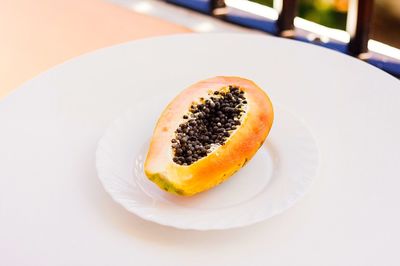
<box><xmin>371</xmin><ymin>0</ymin><xmax>400</xmax><ymax>49</ymax></box>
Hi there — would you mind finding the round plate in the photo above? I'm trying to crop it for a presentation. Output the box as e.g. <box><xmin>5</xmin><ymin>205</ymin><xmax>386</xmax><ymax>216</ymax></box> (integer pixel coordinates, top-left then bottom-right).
<box><xmin>96</xmin><ymin>93</ymin><xmax>319</xmax><ymax>230</ymax></box>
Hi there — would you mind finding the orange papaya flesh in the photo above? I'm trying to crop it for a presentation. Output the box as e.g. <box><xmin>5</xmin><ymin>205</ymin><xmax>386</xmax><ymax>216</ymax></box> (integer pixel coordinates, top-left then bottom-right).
<box><xmin>144</xmin><ymin>76</ymin><xmax>274</xmax><ymax>196</ymax></box>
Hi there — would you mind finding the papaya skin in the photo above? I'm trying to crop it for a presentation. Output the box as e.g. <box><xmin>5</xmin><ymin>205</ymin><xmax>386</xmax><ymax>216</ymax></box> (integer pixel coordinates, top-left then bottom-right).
<box><xmin>144</xmin><ymin>76</ymin><xmax>274</xmax><ymax>196</ymax></box>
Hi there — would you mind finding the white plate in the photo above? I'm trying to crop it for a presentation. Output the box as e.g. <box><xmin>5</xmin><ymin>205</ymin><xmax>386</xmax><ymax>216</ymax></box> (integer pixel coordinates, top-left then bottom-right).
<box><xmin>96</xmin><ymin>93</ymin><xmax>319</xmax><ymax>230</ymax></box>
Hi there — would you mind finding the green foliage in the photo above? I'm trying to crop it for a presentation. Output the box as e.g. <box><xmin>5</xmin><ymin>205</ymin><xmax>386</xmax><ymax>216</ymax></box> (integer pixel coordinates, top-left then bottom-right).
<box><xmin>249</xmin><ymin>0</ymin><xmax>347</xmax><ymax>30</ymax></box>
<box><xmin>249</xmin><ymin>0</ymin><xmax>274</xmax><ymax>7</ymax></box>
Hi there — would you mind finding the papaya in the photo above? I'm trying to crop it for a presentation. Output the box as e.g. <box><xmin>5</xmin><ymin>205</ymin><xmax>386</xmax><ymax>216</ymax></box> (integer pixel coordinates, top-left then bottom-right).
<box><xmin>144</xmin><ymin>76</ymin><xmax>274</xmax><ymax>196</ymax></box>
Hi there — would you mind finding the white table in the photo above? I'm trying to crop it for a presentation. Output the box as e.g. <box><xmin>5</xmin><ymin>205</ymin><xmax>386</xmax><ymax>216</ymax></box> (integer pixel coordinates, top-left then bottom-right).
<box><xmin>1</xmin><ymin>34</ymin><xmax>399</xmax><ymax>265</ymax></box>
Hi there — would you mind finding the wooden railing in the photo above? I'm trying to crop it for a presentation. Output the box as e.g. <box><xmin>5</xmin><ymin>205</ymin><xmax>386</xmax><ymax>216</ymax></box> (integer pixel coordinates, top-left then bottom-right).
<box><xmin>276</xmin><ymin>0</ymin><xmax>298</xmax><ymax>37</ymax></box>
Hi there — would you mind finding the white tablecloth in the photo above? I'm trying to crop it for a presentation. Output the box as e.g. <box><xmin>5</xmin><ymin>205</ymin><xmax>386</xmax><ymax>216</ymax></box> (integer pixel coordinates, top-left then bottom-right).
<box><xmin>1</xmin><ymin>34</ymin><xmax>399</xmax><ymax>265</ymax></box>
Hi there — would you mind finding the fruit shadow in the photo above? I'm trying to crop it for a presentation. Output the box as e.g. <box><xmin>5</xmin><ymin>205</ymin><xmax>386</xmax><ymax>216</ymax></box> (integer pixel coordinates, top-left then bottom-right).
<box><xmin>95</xmin><ymin>184</ymin><xmax>282</xmax><ymax>248</ymax></box>
<box><xmin>92</xmin><ymin>141</ymin><xmax>288</xmax><ymax>248</ymax></box>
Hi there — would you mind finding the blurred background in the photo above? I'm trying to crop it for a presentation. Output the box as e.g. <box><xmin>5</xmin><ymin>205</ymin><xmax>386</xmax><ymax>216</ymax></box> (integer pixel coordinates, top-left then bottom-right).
<box><xmin>250</xmin><ymin>0</ymin><xmax>400</xmax><ymax>48</ymax></box>
<box><xmin>1</xmin><ymin>0</ymin><xmax>399</xmax><ymax>98</ymax></box>
<box><xmin>110</xmin><ymin>0</ymin><xmax>400</xmax><ymax>48</ymax></box>
<box><xmin>109</xmin><ymin>0</ymin><xmax>400</xmax><ymax>57</ymax></box>
<box><xmin>110</xmin><ymin>0</ymin><xmax>400</xmax><ymax>74</ymax></box>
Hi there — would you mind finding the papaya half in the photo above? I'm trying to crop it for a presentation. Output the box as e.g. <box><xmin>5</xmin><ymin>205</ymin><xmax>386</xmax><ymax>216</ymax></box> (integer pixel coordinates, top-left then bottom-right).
<box><xmin>144</xmin><ymin>76</ymin><xmax>274</xmax><ymax>196</ymax></box>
